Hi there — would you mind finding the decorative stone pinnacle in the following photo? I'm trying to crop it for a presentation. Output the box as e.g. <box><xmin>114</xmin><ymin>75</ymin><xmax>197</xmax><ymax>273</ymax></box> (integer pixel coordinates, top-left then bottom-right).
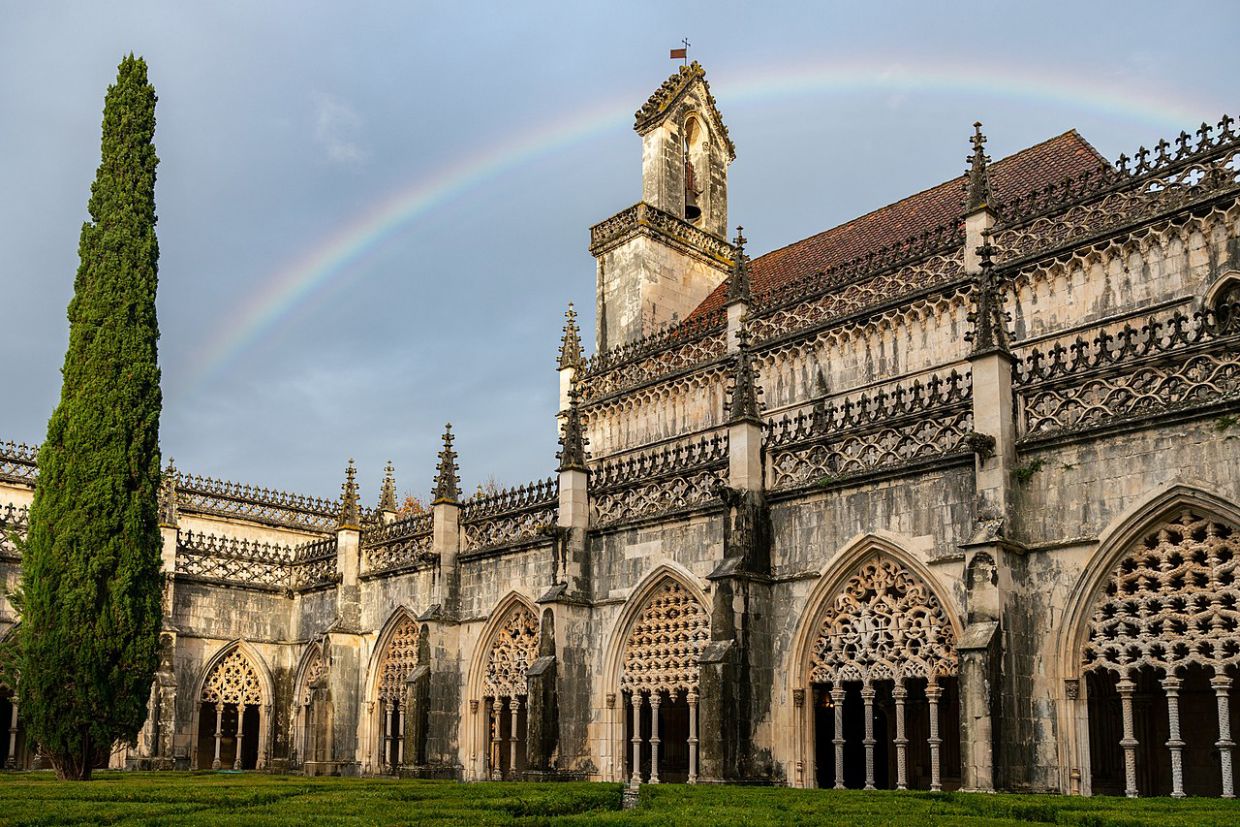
<box><xmin>727</xmin><ymin>321</ymin><xmax>763</xmax><ymax>424</ymax></box>
<box><xmin>965</xmin><ymin>121</ymin><xmax>993</xmax><ymax>214</ymax></box>
<box><xmin>338</xmin><ymin>458</ymin><xmax>361</xmax><ymax>529</ymax></box>
<box><xmin>379</xmin><ymin>460</ymin><xmax>397</xmax><ymax>512</ymax></box>
<box><xmin>557</xmin><ymin>383</ymin><xmax>590</xmax><ymax>472</ymax></box>
<box><xmin>967</xmin><ymin>229</ymin><xmax>1011</xmax><ymax>357</ymax></box>
<box><xmin>159</xmin><ymin>456</ymin><xmax>179</xmax><ymax>528</ymax></box>
<box><xmin>432</xmin><ymin>424</ymin><xmax>461</xmax><ymax>505</ymax></box>
<box><xmin>558</xmin><ymin>302</ymin><xmax>584</xmax><ymax>370</ymax></box>
<box><xmin>726</xmin><ymin>226</ymin><xmax>752</xmax><ymax>306</ymax></box>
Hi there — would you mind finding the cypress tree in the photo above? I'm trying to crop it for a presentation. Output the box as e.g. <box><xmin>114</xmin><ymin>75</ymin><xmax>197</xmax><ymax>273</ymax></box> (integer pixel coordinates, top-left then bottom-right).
<box><xmin>17</xmin><ymin>54</ymin><xmax>163</xmax><ymax>781</ymax></box>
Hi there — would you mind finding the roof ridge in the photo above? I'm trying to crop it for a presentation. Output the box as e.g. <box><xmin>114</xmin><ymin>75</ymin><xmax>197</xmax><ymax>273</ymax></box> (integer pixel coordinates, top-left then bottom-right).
<box><xmin>749</xmin><ymin>129</ymin><xmax>1102</xmax><ymax>267</ymax></box>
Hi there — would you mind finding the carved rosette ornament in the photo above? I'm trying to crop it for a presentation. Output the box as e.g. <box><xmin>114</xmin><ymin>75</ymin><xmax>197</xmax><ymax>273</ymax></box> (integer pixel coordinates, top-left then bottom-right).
<box><xmin>621</xmin><ymin>579</ymin><xmax>710</xmax><ymax>694</ymax></box>
<box><xmin>809</xmin><ymin>557</ymin><xmax>959</xmax><ymax>685</ymax></box>
<box><xmin>201</xmin><ymin>648</ymin><xmax>264</xmax><ymax>705</ymax></box>
<box><xmin>483</xmin><ymin>605</ymin><xmax>539</xmax><ymax>698</ymax></box>
<box><xmin>1082</xmin><ymin>510</ymin><xmax>1239</xmax><ymax>675</ymax></box>
<box><xmin>377</xmin><ymin>616</ymin><xmax>421</xmax><ymax>702</ymax></box>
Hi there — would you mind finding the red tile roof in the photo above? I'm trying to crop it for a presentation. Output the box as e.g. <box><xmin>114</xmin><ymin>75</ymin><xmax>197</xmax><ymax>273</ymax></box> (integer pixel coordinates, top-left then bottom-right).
<box><xmin>690</xmin><ymin>130</ymin><xmax>1109</xmax><ymax>318</ymax></box>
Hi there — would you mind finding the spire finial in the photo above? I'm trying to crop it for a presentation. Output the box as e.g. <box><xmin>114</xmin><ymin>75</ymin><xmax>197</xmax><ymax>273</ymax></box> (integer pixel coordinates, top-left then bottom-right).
<box><xmin>379</xmin><ymin>460</ymin><xmax>397</xmax><ymax>512</ymax></box>
<box><xmin>557</xmin><ymin>382</ymin><xmax>590</xmax><ymax>472</ymax></box>
<box><xmin>965</xmin><ymin>121</ymin><xmax>992</xmax><ymax>214</ymax></box>
<box><xmin>159</xmin><ymin>456</ymin><xmax>179</xmax><ymax>528</ymax></box>
<box><xmin>558</xmin><ymin>302</ymin><xmax>584</xmax><ymax>370</ymax></box>
<box><xmin>432</xmin><ymin>424</ymin><xmax>461</xmax><ymax>505</ymax></box>
<box><xmin>966</xmin><ymin>229</ymin><xmax>1011</xmax><ymax>356</ymax></box>
<box><xmin>727</xmin><ymin>319</ymin><xmax>763</xmax><ymax>423</ymax></box>
<box><xmin>726</xmin><ymin>225</ymin><xmax>752</xmax><ymax>306</ymax></box>
<box><xmin>338</xmin><ymin>458</ymin><xmax>361</xmax><ymax>529</ymax></box>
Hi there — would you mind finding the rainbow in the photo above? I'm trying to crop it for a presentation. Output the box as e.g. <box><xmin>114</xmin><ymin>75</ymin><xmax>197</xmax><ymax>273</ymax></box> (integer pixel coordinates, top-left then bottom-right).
<box><xmin>187</xmin><ymin>56</ymin><xmax>1224</xmax><ymax>385</ymax></box>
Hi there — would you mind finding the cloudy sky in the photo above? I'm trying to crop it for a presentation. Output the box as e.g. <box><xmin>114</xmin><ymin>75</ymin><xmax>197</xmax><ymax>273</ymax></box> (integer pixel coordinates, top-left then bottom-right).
<box><xmin>1</xmin><ymin>1</ymin><xmax>1234</xmax><ymax>503</ymax></box>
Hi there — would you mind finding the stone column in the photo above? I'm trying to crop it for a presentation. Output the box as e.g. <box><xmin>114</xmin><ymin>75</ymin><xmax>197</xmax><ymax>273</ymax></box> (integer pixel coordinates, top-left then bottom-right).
<box><xmin>1117</xmin><ymin>677</ymin><xmax>1138</xmax><ymax>798</ymax></box>
<box><xmin>649</xmin><ymin>692</ymin><xmax>662</xmax><ymax>784</ymax></box>
<box><xmin>509</xmin><ymin>696</ymin><xmax>520</xmax><ymax>776</ymax></box>
<box><xmin>1162</xmin><ymin>676</ymin><xmax>1185</xmax><ymax>798</ymax></box>
<box><xmin>490</xmin><ymin>698</ymin><xmax>502</xmax><ymax>780</ymax></box>
<box><xmin>212</xmin><ymin>703</ymin><xmax>223</xmax><ymax>770</ymax></box>
<box><xmin>687</xmin><ymin>689</ymin><xmax>699</xmax><ymax>784</ymax></box>
<box><xmin>6</xmin><ymin>698</ymin><xmax>17</xmax><ymax>769</ymax></box>
<box><xmin>893</xmin><ymin>682</ymin><xmax>908</xmax><ymax>790</ymax></box>
<box><xmin>927</xmin><ymin>683</ymin><xmax>943</xmax><ymax>792</ymax></box>
<box><xmin>1212</xmin><ymin>674</ymin><xmax>1235</xmax><ymax>799</ymax></box>
<box><xmin>832</xmin><ymin>685</ymin><xmax>846</xmax><ymax>790</ymax></box>
<box><xmin>630</xmin><ymin>692</ymin><xmax>643</xmax><ymax>786</ymax></box>
<box><xmin>383</xmin><ymin>700</ymin><xmax>394</xmax><ymax>773</ymax></box>
<box><xmin>233</xmin><ymin>703</ymin><xmax>245</xmax><ymax>770</ymax></box>
<box><xmin>861</xmin><ymin>683</ymin><xmax>876</xmax><ymax>790</ymax></box>
<box><xmin>396</xmin><ymin>704</ymin><xmax>405</xmax><ymax>767</ymax></box>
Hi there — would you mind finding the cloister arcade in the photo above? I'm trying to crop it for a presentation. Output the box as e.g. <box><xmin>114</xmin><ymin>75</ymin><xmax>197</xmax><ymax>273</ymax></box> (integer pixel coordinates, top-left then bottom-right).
<box><xmin>194</xmin><ymin>645</ymin><xmax>268</xmax><ymax>770</ymax></box>
<box><xmin>617</xmin><ymin>575</ymin><xmax>710</xmax><ymax>785</ymax></box>
<box><xmin>370</xmin><ymin>612</ymin><xmax>421</xmax><ymax>773</ymax></box>
<box><xmin>1073</xmin><ymin>507</ymin><xmax>1239</xmax><ymax>798</ymax></box>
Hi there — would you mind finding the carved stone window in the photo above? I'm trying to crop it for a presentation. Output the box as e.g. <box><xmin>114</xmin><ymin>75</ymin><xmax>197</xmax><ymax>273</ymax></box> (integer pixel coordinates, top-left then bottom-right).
<box><xmin>621</xmin><ymin>578</ymin><xmax>710</xmax><ymax>694</ymax></box>
<box><xmin>201</xmin><ymin>648</ymin><xmax>264</xmax><ymax>705</ymax></box>
<box><xmin>483</xmin><ymin>605</ymin><xmax>539</xmax><ymax>698</ymax></box>
<box><xmin>1082</xmin><ymin>510</ymin><xmax>1238</xmax><ymax>675</ymax></box>
<box><xmin>377</xmin><ymin>616</ymin><xmax>420</xmax><ymax>702</ymax></box>
<box><xmin>809</xmin><ymin>557</ymin><xmax>959</xmax><ymax>685</ymax></box>
<box><xmin>299</xmin><ymin>649</ymin><xmax>325</xmax><ymax>705</ymax></box>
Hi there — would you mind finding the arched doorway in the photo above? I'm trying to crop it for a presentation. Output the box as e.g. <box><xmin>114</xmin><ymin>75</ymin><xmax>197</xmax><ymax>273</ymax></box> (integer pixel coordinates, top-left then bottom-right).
<box><xmin>1079</xmin><ymin>509</ymin><xmax>1239</xmax><ymax>798</ymax></box>
<box><xmin>196</xmin><ymin>647</ymin><xmax>265</xmax><ymax>770</ymax></box>
<box><xmin>480</xmin><ymin>602</ymin><xmax>539</xmax><ymax>779</ymax></box>
<box><xmin>802</xmin><ymin>554</ymin><xmax>962</xmax><ymax>790</ymax></box>
<box><xmin>373</xmin><ymin>614</ymin><xmax>420</xmax><ymax>773</ymax></box>
<box><xmin>619</xmin><ymin>576</ymin><xmax>710</xmax><ymax>785</ymax></box>
<box><xmin>293</xmin><ymin>646</ymin><xmax>326</xmax><ymax>768</ymax></box>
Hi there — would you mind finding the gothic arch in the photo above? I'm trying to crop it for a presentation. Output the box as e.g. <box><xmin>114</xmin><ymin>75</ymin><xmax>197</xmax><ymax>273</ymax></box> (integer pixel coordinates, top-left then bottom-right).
<box><xmin>603</xmin><ymin>562</ymin><xmax>712</xmax><ymax>785</ymax></box>
<box><xmin>465</xmin><ymin>591</ymin><xmax>541</xmax><ymax>780</ymax></box>
<box><xmin>189</xmin><ymin>640</ymin><xmax>274</xmax><ymax>770</ymax></box>
<box><xmin>787</xmin><ymin>532</ymin><xmax>963</xmax><ymax>686</ymax></box>
<box><xmin>602</xmin><ymin>562</ymin><xmax>711</xmax><ymax>695</ymax></box>
<box><xmin>292</xmin><ymin>640</ymin><xmax>328</xmax><ymax>766</ymax></box>
<box><xmin>363</xmin><ymin>606</ymin><xmax>424</xmax><ymax>773</ymax></box>
<box><xmin>785</xmin><ymin>532</ymin><xmax>964</xmax><ymax>791</ymax></box>
<box><xmin>1204</xmin><ymin>269</ymin><xmax>1240</xmax><ymax>310</ymax></box>
<box><xmin>1057</xmin><ymin>483</ymin><xmax>1240</xmax><ymax>797</ymax></box>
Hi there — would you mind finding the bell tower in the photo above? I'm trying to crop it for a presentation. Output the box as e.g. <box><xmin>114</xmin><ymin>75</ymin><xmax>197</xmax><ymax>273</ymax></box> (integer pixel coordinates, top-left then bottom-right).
<box><xmin>589</xmin><ymin>62</ymin><xmax>736</xmax><ymax>351</ymax></box>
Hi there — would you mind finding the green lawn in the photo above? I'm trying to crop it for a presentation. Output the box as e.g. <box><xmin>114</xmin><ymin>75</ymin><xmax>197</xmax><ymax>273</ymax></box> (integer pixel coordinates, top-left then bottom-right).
<box><xmin>0</xmin><ymin>772</ymin><xmax>1237</xmax><ymax>826</ymax></box>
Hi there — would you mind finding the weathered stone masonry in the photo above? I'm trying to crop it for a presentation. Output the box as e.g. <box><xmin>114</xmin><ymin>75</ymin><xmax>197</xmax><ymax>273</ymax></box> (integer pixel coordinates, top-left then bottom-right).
<box><xmin>2</xmin><ymin>64</ymin><xmax>1239</xmax><ymax>797</ymax></box>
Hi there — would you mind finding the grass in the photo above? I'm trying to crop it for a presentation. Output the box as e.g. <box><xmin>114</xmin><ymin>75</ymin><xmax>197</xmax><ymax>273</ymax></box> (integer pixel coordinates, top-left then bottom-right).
<box><xmin>0</xmin><ymin>772</ymin><xmax>1237</xmax><ymax>826</ymax></box>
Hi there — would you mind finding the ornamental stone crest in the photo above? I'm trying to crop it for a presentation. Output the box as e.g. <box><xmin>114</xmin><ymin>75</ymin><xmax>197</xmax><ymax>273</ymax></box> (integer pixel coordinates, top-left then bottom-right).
<box><xmin>621</xmin><ymin>578</ymin><xmax>710</xmax><ymax>694</ymax></box>
<box><xmin>201</xmin><ymin>648</ymin><xmax>264</xmax><ymax>705</ymax></box>
<box><xmin>483</xmin><ymin>604</ymin><xmax>539</xmax><ymax>698</ymax></box>
<box><xmin>809</xmin><ymin>557</ymin><xmax>958</xmax><ymax>685</ymax></box>
<box><xmin>377</xmin><ymin>616</ymin><xmax>420</xmax><ymax>702</ymax></box>
<box><xmin>1083</xmin><ymin>510</ymin><xmax>1239</xmax><ymax>675</ymax></box>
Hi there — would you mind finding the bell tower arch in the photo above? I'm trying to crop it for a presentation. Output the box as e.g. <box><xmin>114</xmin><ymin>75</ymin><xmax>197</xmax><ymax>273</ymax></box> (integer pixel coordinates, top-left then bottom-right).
<box><xmin>590</xmin><ymin>62</ymin><xmax>737</xmax><ymax>351</ymax></box>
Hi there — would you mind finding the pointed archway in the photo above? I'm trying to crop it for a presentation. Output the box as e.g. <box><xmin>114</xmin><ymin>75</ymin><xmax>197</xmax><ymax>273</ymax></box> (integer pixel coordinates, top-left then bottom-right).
<box><xmin>788</xmin><ymin>535</ymin><xmax>963</xmax><ymax>791</ymax></box>
<box><xmin>193</xmin><ymin>643</ymin><xmax>271</xmax><ymax>770</ymax></box>
<box><xmin>608</xmin><ymin>567</ymin><xmax>711</xmax><ymax>785</ymax></box>
<box><xmin>1063</xmin><ymin>492</ymin><xmax>1240</xmax><ymax>798</ymax></box>
<box><xmin>366</xmin><ymin>609</ymin><xmax>422</xmax><ymax>774</ymax></box>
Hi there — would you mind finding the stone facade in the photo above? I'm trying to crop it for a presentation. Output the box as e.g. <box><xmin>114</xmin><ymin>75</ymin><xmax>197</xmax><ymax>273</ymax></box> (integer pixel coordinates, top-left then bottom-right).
<box><xmin>2</xmin><ymin>64</ymin><xmax>1239</xmax><ymax>797</ymax></box>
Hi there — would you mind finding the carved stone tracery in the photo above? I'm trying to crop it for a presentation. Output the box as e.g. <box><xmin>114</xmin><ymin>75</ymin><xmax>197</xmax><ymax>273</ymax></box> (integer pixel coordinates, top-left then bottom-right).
<box><xmin>299</xmin><ymin>648</ymin><xmax>325</xmax><ymax>705</ymax></box>
<box><xmin>483</xmin><ymin>604</ymin><xmax>539</xmax><ymax>698</ymax></box>
<box><xmin>377</xmin><ymin>616</ymin><xmax>420</xmax><ymax>702</ymax></box>
<box><xmin>1082</xmin><ymin>510</ymin><xmax>1239</xmax><ymax>675</ymax></box>
<box><xmin>621</xmin><ymin>578</ymin><xmax>710</xmax><ymax>694</ymax></box>
<box><xmin>201</xmin><ymin>648</ymin><xmax>264</xmax><ymax>706</ymax></box>
<box><xmin>809</xmin><ymin>557</ymin><xmax>959</xmax><ymax>685</ymax></box>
